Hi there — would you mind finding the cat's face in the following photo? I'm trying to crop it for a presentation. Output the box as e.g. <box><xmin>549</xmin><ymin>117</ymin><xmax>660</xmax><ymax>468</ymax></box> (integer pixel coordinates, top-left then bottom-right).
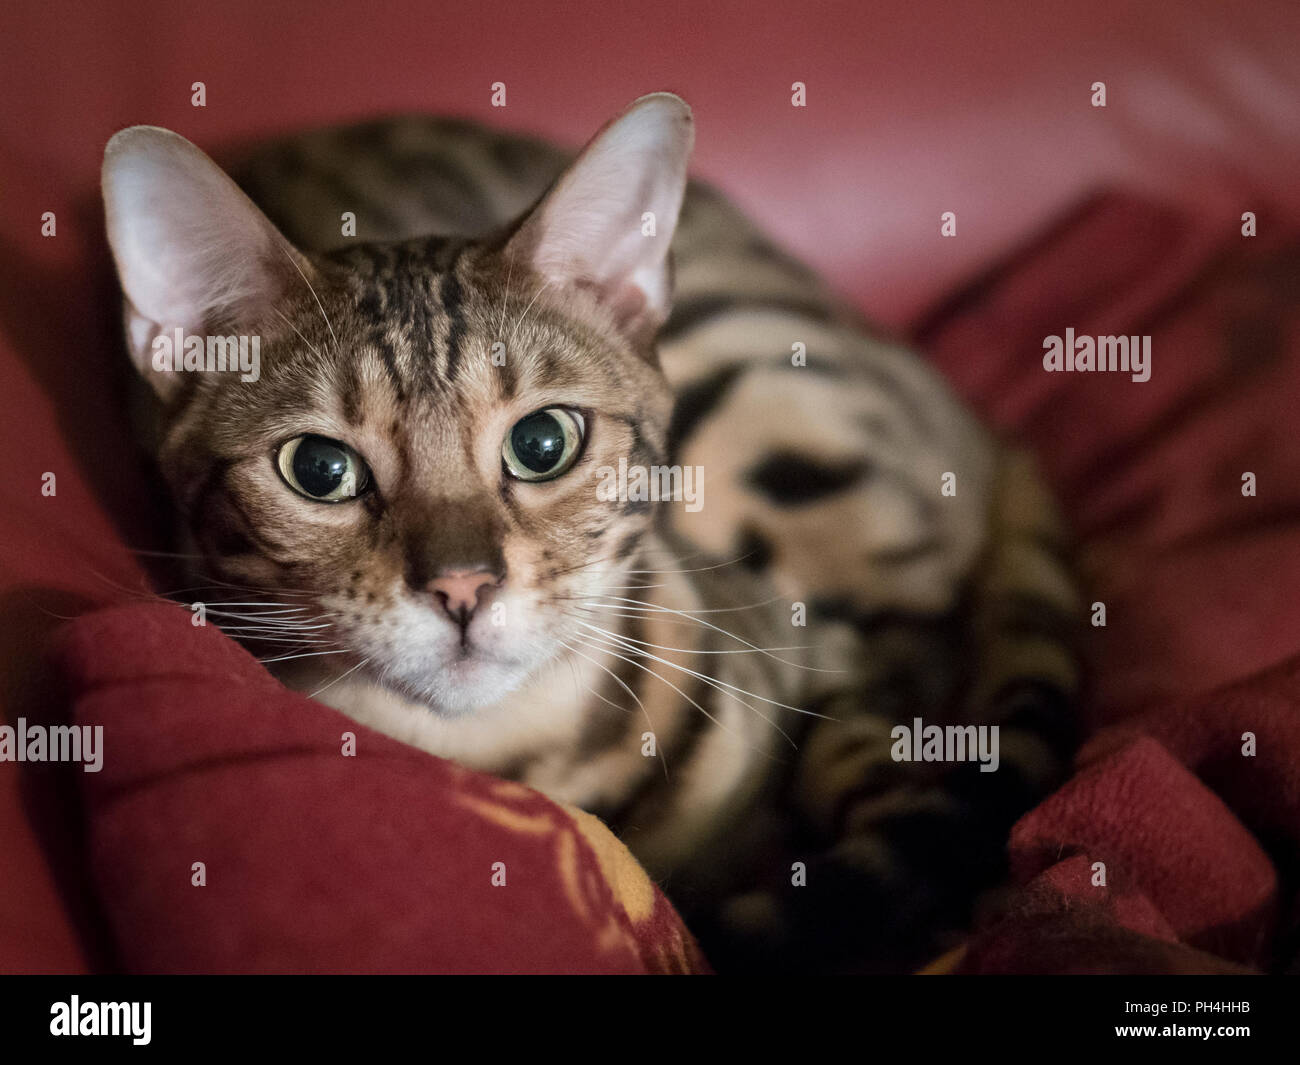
<box><xmin>102</xmin><ymin>95</ymin><xmax>693</xmax><ymax>714</ymax></box>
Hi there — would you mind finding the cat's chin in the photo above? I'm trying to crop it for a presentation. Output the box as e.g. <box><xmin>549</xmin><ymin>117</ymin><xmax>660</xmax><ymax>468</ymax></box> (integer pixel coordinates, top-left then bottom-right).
<box><xmin>391</xmin><ymin>653</ymin><xmax>535</xmax><ymax>718</ymax></box>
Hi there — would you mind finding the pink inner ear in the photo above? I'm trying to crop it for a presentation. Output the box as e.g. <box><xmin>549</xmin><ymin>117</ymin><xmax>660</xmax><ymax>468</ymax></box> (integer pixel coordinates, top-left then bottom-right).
<box><xmin>579</xmin><ymin>276</ymin><xmax>648</xmax><ymax>327</ymax></box>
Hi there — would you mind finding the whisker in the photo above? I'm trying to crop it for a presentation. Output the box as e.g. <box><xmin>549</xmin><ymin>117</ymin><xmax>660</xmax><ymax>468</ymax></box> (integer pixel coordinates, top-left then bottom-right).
<box><xmin>271</xmin><ymin>305</ymin><xmax>323</xmax><ymax>358</ymax></box>
<box><xmin>624</xmin><ymin>551</ymin><xmax>760</xmax><ymax>575</ymax></box>
<box><xmin>575</xmin><ymin>620</ymin><xmax>809</xmax><ymax>657</ymax></box>
<box><xmin>308</xmin><ymin>656</ymin><xmax>371</xmax><ymax>700</ymax></box>
<box><xmin>579</xmin><ymin>625</ymin><xmax>828</xmax><ymax>728</ymax></box>
<box><xmin>274</xmin><ymin>239</ymin><xmax>341</xmax><ymax>354</ymax></box>
<box><xmin>571</xmin><ymin>593</ymin><xmax>789</xmax><ymax>615</ymax></box>
<box><xmin>558</xmin><ymin>638</ymin><xmax>669</xmax><ymax>782</ymax></box>
<box><xmin>507</xmin><ymin>279</ymin><xmax>554</xmax><ymax>346</ymax></box>
<box><xmin>494</xmin><ymin>252</ymin><xmax>515</xmax><ymax>339</ymax></box>
<box><xmin>583</xmin><ymin>596</ymin><xmax>844</xmax><ymax>674</ymax></box>
<box><xmin>259</xmin><ymin>648</ymin><xmax>353</xmax><ymax>665</ymax></box>
<box><xmin>568</xmin><ymin>634</ymin><xmax>761</xmax><ymax>756</ymax></box>
<box><xmin>574</xmin><ymin>635</ymin><xmax>798</xmax><ymax>754</ymax></box>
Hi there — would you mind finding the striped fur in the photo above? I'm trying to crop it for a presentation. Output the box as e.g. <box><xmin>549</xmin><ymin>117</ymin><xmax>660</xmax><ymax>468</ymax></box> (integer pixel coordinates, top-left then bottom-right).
<box><xmin>103</xmin><ymin>97</ymin><xmax>1081</xmax><ymax>971</ymax></box>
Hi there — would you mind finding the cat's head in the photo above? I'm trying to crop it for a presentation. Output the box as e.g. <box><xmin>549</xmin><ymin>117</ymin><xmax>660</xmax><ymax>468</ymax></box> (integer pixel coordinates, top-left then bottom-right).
<box><xmin>101</xmin><ymin>94</ymin><xmax>693</xmax><ymax>714</ymax></box>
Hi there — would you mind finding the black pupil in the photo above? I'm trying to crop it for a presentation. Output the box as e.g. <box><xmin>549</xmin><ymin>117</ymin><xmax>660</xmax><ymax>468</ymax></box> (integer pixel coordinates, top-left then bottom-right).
<box><xmin>511</xmin><ymin>412</ymin><xmax>567</xmax><ymax>473</ymax></box>
<box><xmin>293</xmin><ymin>437</ymin><xmax>350</xmax><ymax>496</ymax></box>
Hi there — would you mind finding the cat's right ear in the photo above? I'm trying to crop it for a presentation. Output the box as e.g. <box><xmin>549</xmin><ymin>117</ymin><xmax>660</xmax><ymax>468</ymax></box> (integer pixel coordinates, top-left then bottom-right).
<box><xmin>102</xmin><ymin>126</ymin><xmax>309</xmax><ymax>398</ymax></box>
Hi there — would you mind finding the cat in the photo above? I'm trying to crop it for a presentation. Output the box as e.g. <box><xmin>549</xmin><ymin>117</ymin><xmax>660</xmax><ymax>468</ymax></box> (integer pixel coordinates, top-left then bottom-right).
<box><xmin>101</xmin><ymin>93</ymin><xmax>1082</xmax><ymax>972</ymax></box>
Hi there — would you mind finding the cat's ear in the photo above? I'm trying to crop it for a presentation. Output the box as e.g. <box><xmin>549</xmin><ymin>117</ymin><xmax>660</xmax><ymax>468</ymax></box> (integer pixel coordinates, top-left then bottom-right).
<box><xmin>503</xmin><ymin>93</ymin><xmax>694</xmax><ymax>347</ymax></box>
<box><xmin>102</xmin><ymin>126</ymin><xmax>309</xmax><ymax>397</ymax></box>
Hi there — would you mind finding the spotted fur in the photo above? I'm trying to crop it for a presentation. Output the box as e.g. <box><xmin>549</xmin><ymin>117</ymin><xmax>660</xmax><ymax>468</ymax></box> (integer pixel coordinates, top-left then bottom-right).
<box><xmin>103</xmin><ymin>95</ymin><xmax>1081</xmax><ymax>971</ymax></box>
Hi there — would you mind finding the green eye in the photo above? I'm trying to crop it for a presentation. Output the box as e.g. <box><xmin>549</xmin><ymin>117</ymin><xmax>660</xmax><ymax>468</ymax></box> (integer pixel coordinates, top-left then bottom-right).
<box><xmin>276</xmin><ymin>435</ymin><xmax>371</xmax><ymax>502</ymax></box>
<box><xmin>503</xmin><ymin>408</ymin><xmax>585</xmax><ymax>482</ymax></box>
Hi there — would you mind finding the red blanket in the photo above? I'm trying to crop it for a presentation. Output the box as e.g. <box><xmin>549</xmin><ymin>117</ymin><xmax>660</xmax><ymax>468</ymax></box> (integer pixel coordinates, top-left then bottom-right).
<box><xmin>916</xmin><ymin>193</ymin><xmax>1300</xmax><ymax>973</ymax></box>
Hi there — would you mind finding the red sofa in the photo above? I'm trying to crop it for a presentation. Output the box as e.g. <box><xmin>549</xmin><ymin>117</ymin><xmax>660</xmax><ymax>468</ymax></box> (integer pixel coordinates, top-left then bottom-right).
<box><xmin>2</xmin><ymin>0</ymin><xmax>1299</xmax><ymax>973</ymax></box>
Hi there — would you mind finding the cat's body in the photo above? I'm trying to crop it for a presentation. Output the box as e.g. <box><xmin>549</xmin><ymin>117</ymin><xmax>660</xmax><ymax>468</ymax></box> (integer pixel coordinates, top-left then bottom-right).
<box><xmin>103</xmin><ymin>96</ymin><xmax>1081</xmax><ymax>970</ymax></box>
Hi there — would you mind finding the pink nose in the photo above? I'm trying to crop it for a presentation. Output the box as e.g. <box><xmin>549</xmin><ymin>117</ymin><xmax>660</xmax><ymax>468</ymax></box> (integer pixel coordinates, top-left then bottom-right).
<box><xmin>429</xmin><ymin>568</ymin><xmax>498</xmax><ymax>621</ymax></box>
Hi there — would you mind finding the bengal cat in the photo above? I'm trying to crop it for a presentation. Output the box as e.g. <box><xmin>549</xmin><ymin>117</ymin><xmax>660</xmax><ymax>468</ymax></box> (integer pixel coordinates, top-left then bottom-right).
<box><xmin>101</xmin><ymin>93</ymin><xmax>1082</xmax><ymax>972</ymax></box>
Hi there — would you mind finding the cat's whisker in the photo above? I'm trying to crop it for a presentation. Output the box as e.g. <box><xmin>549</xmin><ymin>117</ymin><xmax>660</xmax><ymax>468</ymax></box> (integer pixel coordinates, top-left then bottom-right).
<box><xmin>154</xmin><ymin>573</ymin><xmax>320</xmax><ymax>598</ymax></box>
<box><xmin>577</xmin><ymin>626</ymin><xmax>822</xmax><ymax>733</ymax></box>
<box><xmin>570</xmin><ymin>592</ymin><xmax>790</xmax><ymax>615</ymax></box>
<box><xmin>566</xmin><ymin>607</ymin><xmax>723</xmax><ymax>631</ymax></box>
<box><xmin>567</xmin><ymin>633</ymin><xmax>766</xmax><ymax>758</ymax></box>
<box><xmin>199</xmin><ymin>602</ymin><xmax>316</xmax><ymax>610</ymax></box>
<box><xmin>558</xmin><ymin>638</ymin><xmax>669</xmax><ymax>782</ymax></box>
<box><xmin>239</xmin><ymin>605</ymin><xmax>325</xmax><ymax>612</ymax></box>
<box><xmin>205</xmin><ymin>612</ymin><xmax>338</xmax><ymax>628</ymax></box>
<box><xmin>215</xmin><ymin>626</ymin><xmax>339</xmax><ymax>639</ymax></box>
<box><xmin>582</xmin><ymin>596</ymin><xmax>846</xmax><ymax>674</ymax></box>
<box><xmin>273</xmin><ymin>238</ymin><xmax>341</xmax><ymax>355</ymax></box>
<box><xmin>573</xmin><ymin>621</ymin><xmax>811</xmax><ymax>657</ymax></box>
<box><xmin>556</xmin><ymin>643</ymin><xmax>636</xmax><ymax>732</ymax></box>
<box><xmin>494</xmin><ymin>251</ymin><xmax>515</xmax><ymax>339</ymax></box>
<box><xmin>207</xmin><ymin>621</ymin><xmax>338</xmax><ymax>635</ymax></box>
<box><xmin>271</xmin><ymin>305</ymin><xmax>323</xmax><ymax>358</ymax></box>
<box><xmin>624</xmin><ymin>551</ymin><xmax>760</xmax><ymax>576</ymax></box>
<box><xmin>307</xmin><ymin>656</ymin><xmax>372</xmax><ymax>700</ymax></box>
<box><xmin>258</xmin><ymin>648</ymin><xmax>353</xmax><ymax>665</ymax></box>
<box><xmin>572</xmin><ymin>639</ymin><xmax>797</xmax><ymax>759</ymax></box>
<box><xmin>544</xmin><ymin>586</ymin><xmax>668</xmax><ymax>603</ymax></box>
<box><xmin>507</xmin><ymin>279</ymin><xmax>554</xmax><ymax>346</ymax></box>
<box><xmin>573</xmin><ymin>607</ymin><xmax>839</xmax><ymax>673</ymax></box>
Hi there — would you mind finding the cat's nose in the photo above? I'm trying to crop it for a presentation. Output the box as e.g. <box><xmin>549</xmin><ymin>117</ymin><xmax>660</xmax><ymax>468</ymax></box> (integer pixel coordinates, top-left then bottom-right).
<box><xmin>429</xmin><ymin>568</ymin><xmax>499</xmax><ymax>624</ymax></box>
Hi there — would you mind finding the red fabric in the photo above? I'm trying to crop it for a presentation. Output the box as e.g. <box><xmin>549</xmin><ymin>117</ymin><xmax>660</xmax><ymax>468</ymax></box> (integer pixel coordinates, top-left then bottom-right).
<box><xmin>916</xmin><ymin>195</ymin><xmax>1300</xmax><ymax>974</ymax></box>
<box><xmin>3</xmin><ymin>1</ymin><xmax>1300</xmax><ymax>973</ymax></box>
<box><xmin>54</xmin><ymin>602</ymin><xmax>707</xmax><ymax>974</ymax></box>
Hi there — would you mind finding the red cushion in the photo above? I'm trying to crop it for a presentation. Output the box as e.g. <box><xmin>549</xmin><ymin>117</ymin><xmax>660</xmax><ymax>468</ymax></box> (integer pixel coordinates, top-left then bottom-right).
<box><xmin>55</xmin><ymin>602</ymin><xmax>707</xmax><ymax>974</ymax></box>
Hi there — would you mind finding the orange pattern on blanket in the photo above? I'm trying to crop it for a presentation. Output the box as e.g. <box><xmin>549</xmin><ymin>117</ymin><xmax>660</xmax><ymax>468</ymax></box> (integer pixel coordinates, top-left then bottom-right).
<box><xmin>451</xmin><ymin>777</ymin><xmax>706</xmax><ymax>973</ymax></box>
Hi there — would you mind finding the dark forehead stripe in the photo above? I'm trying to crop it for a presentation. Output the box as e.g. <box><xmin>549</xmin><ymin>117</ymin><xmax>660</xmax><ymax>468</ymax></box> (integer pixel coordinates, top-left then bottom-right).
<box><xmin>440</xmin><ymin>267</ymin><xmax>466</xmax><ymax>380</ymax></box>
<box><xmin>339</xmin><ymin>357</ymin><xmax>363</xmax><ymax>424</ymax></box>
<box><xmin>370</xmin><ymin>330</ymin><xmax>408</xmax><ymax>403</ymax></box>
<box><xmin>329</xmin><ymin>237</ymin><xmax>473</xmax><ymax>398</ymax></box>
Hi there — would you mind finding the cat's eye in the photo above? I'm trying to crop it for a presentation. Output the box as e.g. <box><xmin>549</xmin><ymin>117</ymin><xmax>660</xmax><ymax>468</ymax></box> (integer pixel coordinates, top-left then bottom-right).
<box><xmin>276</xmin><ymin>435</ymin><xmax>372</xmax><ymax>502</ymax></box>
<box><xmin>502</xmin><ymin>408</ymin><xmax>586</xmax><ymax>482</ymax></box>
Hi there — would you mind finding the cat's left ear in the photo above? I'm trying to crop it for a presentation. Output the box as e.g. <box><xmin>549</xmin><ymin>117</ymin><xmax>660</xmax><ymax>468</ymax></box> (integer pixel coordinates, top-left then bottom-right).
<box><xmin>503</xmin><ymin>93</ymin><xmax>694</xmax><ymax>347</ymax></box>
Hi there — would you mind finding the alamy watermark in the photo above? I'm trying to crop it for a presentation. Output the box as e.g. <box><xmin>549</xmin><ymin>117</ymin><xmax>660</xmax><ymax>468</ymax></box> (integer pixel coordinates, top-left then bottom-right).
<box><xmin>150</xmin><ymin>327</ymin><xmax>261</xmax><ymax>382</ymax></box>
<box><xmin>1043</xmin><ymin>329</ymin><xmax>1151</xmax><ymax>382</ymax></box>
<box><xmin>50</xmin><ymin>997</ymin><xmax>150</xmax><ymax>1046</ymax></box>
<box><xmin>596</xmin><ymin>457</ymin><xmax>704</xmax><ymax>512</ymax></box>
<box><xmin>891</xmin><ymin>717</ymin><xmax>999</xmax><ymax>773</ymax></box>
<box><xmin>0</xmin><ymin>718</ymin><xmax>103</xmax><ymax>772</ymax></box>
